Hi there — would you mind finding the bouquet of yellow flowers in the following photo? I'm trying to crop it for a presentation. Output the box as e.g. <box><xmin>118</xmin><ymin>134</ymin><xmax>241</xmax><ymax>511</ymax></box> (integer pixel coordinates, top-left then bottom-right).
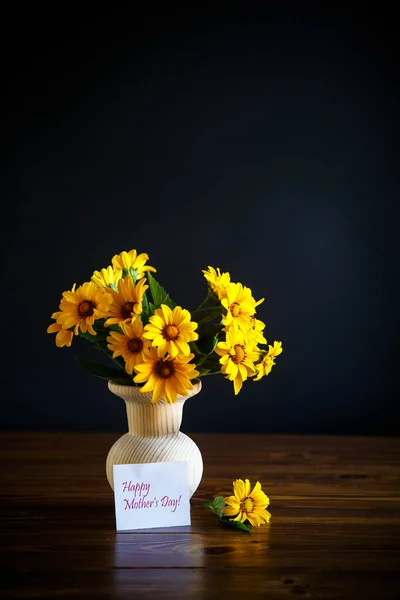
<box><xmin>47</xmin><ymin>249</ymin><xmax>282</xmax><ymax>403</ymax></box>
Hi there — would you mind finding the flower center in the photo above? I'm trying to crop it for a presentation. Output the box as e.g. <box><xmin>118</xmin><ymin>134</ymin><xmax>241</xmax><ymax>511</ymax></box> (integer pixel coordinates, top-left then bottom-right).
<box><xmin>127</xmin><ymin>338</ymin><xmax>143</xmax><ymax>354</ymax></box>
<box><xmin>121</xmin><ymin>301</ymin><xmax>134</xmax><ymax>319</ymax></box>
<box><xmin>78</xmin><ymin>300</ymin><xmax>94</xmax><ymax>317</ymax></box>
<box><xmin>163</xmin><ymin>324</ymin><xmax>179</xmax><ymax>341</ymax></box>
<box><xmin>230</xmin><ymin>302</ymin><xmax>241</xmax><ymax>317</ymax></box>
<box><xmin>241</xmin><ymin>497</ymin><xmax>254</xmax><ymax>515</ymax></box>
<box><xmin>154</xmin><ymin>359</ymin><xmax>175</xmax><ymax>379</ymax></box>
<box><xmin>232</xmin><ymin>344</ymin><xmax>246</xmax><ymax>364</ymax></box>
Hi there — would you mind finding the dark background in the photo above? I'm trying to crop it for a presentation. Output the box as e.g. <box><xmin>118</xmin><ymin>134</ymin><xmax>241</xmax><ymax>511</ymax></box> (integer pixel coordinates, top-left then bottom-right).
<box><xmin>2</xmin><ymin>4</ymin><xmax>398</xmax><ymax>435</ymax></box>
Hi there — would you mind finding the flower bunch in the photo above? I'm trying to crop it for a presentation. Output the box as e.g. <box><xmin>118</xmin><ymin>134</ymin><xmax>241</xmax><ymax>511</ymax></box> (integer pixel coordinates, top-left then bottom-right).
<box><xmin>48</xmin><ymin>249</ymin><xmax>282</xmax><ymax>403</ymax></box>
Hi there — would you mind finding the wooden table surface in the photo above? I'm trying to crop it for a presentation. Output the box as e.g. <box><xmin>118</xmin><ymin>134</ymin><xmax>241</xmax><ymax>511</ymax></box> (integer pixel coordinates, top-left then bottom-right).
<box><xmin>1</xmin><ymin>433</ymin><xmax>399</xmax><ymax>599</ymax></box>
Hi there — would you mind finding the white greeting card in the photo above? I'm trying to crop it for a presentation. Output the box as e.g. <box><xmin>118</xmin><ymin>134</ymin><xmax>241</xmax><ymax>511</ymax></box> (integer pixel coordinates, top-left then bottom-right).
<box><xmin>113</xmin><ymin>461</ymin><xmax>191</xmax><ymax>531</ymax></box>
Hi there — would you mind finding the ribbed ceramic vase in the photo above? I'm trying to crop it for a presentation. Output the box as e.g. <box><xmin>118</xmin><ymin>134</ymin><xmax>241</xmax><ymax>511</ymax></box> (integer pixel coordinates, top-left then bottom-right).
<box><xmin>106</xmin><ymin>380</ymin><xmax>203</xmax><ymax>498</ymax></box>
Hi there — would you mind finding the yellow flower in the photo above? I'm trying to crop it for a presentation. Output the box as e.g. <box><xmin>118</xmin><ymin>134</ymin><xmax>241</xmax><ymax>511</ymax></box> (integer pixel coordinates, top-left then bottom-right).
<box><xmin>47</xmin><ymin>311</ymin><xmax>74</xmax><ymax>347</ymax></box>
<box><xmin>56</xmin><ymin>282</ymin><xmax>112</xmax><ymax>336</ymax></box>
<box><xmin>91</xmin><ymin>266</ymin><xmax>123</xmax><ymax>290</ymax></box>
<box><xmin>143</xmin><ymin>304</ymin><xmax>199</xmax><ymax>358</ymax></box>
<box><xmin>104</xmin><ymin>277</ymin><xmax>148</xmax><ymax>327</ymax></box>
<box><xmin>248</xmin><ymin>316</ymin><xmax>267</xmax><ymax>345</ymax></box>
<box><xmin>112</xmin><ymin>249</ymin><xmax>156</xmax><ymax>281</ymax></box>
<box><xmin>221</xmin><ymin>282</ymin><xmax>264</xmax><ymax>333</ymax></box>
<box><xmin>133</xmin><ymin>346</ymin><xmax>199</xmax><ymax>403</ymax></box>
<box><xmin>215</xmin><ymin>327</ymin><xmax>259</xmax><ymax>395</ymax></box>
<box><xmin>202</xmin><ymin>266</ymin><xmax>231</xmax><ymax>299</ymax></box>
<box><xmin>106</xmin><ymin>319</ymin><xmax>145</xmax><ymax>374</ymax></box>
<box><xmin>223</xmin><ymin>479</ymin><xmax>271</xmax><ymax>527</ymax></box>
<box><xmin>253</xmin><ymin>341</ymin><xmax>283</xmax><ymax>381</ymax></box>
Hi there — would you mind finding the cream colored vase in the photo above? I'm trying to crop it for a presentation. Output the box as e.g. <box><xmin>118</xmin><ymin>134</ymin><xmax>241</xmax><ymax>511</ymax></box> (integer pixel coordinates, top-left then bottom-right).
<box><xmin>106</xmin><ymin>380</ymin><xmax>203</xmax><ymax>498</ymax></box>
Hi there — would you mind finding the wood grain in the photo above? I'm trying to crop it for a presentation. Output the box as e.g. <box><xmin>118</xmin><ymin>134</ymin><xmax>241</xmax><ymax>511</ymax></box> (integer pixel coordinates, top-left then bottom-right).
<box><xmin>0</xmin><ymin>433</ymin><xmax>399</xmax><ymax>599</ymax></box>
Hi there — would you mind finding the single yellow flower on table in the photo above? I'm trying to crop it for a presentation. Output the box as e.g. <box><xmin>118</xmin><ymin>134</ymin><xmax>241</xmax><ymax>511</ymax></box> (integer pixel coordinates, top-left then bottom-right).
<box><xmin>223</xmin><ymin>479</ymin><xmax>271</xmax><ymax>527</ymax></box>
<box><xmin>55</xmin><ymin>282</ymin><xmax>112</xmax><ymax>336</ymax></box>
<box><xmin>91</xmin><ymin>266</ymin><xmax>123</xmax><ymax>290</ymax></box>
<box><xmin>143</xmin><ymin>304</ymin><xmax>199</xmax><ymax>358</ymax></box>
<box><xmin>133</xmin><ymin>346</ymin><xmax>199</xmax><ymax>403</ymax></box>
<box><xmin>202</xmin><ymin>266</ymin><xmax>231</xmax><ymax>299</ymax></box>
<box><xmin>254</xmin><ymin>341</ymin><xmax>283</xmax><ymax>381</ymax></box>
<box><xmin>221</xmin><ymin>282</ymin><xmax>264</xmax><ymax>333</ymax></box>
<box><xmin>106</xmin><ymin>319</ymin><xmax>145</xmax><ymax>374</ymax></box>
<box><xmin>104</xmin><ymin>276</ymin><xmax>148</xmax><ymax>326</ymax></box>
<box><xmin>112</xmin><ymin>249</ymin><xmax>156</xmax><ymax>281</ymax></box>
<box><xmin>215</xmin><ymin>327</ymin><xmax>259</xmax><ymax>394</ymax></box>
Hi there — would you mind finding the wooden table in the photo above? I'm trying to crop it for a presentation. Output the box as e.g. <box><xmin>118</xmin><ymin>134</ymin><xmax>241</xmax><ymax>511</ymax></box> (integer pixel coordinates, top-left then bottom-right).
<box><xmin>1</xmin><ymin>433</ymin><xmax>399</xmax><ymax>599</ymax></box>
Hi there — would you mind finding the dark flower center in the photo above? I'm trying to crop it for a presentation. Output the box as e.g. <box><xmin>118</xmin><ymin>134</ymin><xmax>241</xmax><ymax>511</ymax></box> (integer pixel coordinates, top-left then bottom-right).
<box><xmin>127</xmin><ymin>338</ymin><xmax>143</xmax><ymax>354</ymax></box>
<box><xmin>230</xmin><ymin>302</ymin><xmax>241</xmax><ymax>317</ymax></box>
<box><xmin>232</xmin><ymin>344</ymin><xmax>246</xmax><ymax>364</ymax></box>
<box><xmin>240</xmin><ymin>497</ymin><xmax>254</xmax><ymax>515</ymax></box>
<box><xmin>154</xmin><ymin>359</ymin><xmax>175</xmax><ymax>379</ymax></box>
<box><xmin>78</xmin><ymin>300</ymin><xmax>94</xmax><ymax>317</ymax></box>
<box><xmin>121</xmin><ymin>301</ymin><xmax>134</xmax><ymax>319</ymax></box>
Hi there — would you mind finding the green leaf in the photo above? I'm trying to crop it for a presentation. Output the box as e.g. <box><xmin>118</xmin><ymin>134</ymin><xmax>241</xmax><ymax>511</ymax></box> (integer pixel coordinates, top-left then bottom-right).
<box><xmin>222</xmin><ymin>519</ymin><xmax>253</xmax><ymax>533</ymax></box>
<box><xmin>79</xmin><ymin>330</ymin><xmax>108</xmax><ymax>343</ymax></box>
<box><xmin>147</xmin><ymin>272</ymin><xmax>176</xmax><ymax>310</ymax></box>
<box><xmin>197</xmin><ymin>367</ymin><xmax>211</xmax><ymax>377</ymax></box>
<box><xmin>203</xmin><ymin>496</ymin><xmax>226</xmax><ymax>519</ymax></box>
<box><xmin>196</xmin><ymin>324</ymin><xmax>220</xmax><ymax>355</ymax></box>
<box><xmin>142</xmin><ymin>292</ymin><xmax>150</xmax><ymax>313</ymax></box>
<box><xmin>106</xmin><ymin>324</ymin><xmax>122</xmax><ymax>333</ymax></box>
<box><xmin>211</xmin><ymin>496</ymin><xmax>226</xmax><ymax>518</ymax></box>
<box><xmin>74</xmin><ymin>356</ymin><xmax>132</xmax><ymax>383</ymax></box>
<box><xmin>141</xmin><ymin>293</ymin><xmax>150</xmax><ymax>325</ymax></box>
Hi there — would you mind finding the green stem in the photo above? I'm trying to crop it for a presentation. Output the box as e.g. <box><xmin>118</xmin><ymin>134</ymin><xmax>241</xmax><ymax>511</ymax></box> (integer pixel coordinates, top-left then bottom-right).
<box><xmin>197</xmin><ymin>312</ymin><xmax>223</xmax><ymax>326</ymax></box>
<box><xmin>198</xmin><ymin>371</ymin><xmax>221</xmax><ymax>377</ymax></box>
<box><xmin>192</xmin><ymin>288</ymin><xmax>214</xmax><ymax>313</ymax></box>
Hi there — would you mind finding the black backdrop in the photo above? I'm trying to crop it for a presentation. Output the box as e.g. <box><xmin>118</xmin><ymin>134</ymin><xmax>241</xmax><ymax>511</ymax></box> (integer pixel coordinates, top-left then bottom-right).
<box><xmin>2</xmin><ymin>5</ymin><xmax>398</xmax><ymax>434</ymax></box>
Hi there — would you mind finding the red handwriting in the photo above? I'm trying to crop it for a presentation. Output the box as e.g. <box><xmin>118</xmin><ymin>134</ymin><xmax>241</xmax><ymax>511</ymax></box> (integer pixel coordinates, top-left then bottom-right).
<box><xmin>160</xmin><ymin>495</ymin><xmax>181</xmax><ymax>513</ymax></box>
<box><xmin>124</xmin><ymin>497</ymin><xmax>158</xmax><ymax>510</ymax></box>
<box><xmin>122</xmin><ymin>494</ymin><xmax>182</xmax><ymax>512</ymax></box>
<box><xmin>122</xmin><ymin>481</ymin><xmax>150</xmax><ymax>497</ymax></box>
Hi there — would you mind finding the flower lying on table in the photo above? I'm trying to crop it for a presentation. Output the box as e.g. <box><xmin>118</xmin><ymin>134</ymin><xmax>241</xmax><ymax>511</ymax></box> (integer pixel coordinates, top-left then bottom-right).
<box><xmin>47</xmin><ymin>248</ymin><xmax>283</xmax><ymax>403</ymax></box>
<box><xmin>204</xmin><ymin>478</ymin><xmax>271</xmax><ymax>533</ymax></box>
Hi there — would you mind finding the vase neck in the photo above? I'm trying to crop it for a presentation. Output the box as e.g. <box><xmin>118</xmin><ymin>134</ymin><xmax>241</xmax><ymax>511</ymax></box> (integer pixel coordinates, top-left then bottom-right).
<box><xmin>108</xmin><ymin>380</ymin><xmax>202</xmax><ymax>437</ymax></box>
<box><xmin>125</xmin><ymin>397</ymin><xmax>185</xmax><ymax>436</ymax></box>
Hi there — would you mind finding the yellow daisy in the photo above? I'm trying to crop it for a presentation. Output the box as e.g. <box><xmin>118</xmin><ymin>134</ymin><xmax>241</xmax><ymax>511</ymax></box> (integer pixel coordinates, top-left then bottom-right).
<box><xmin>47</xmin><ymin>311</ymin><xmax>74</xmax><ymax>347</ymax></box>
<box><xmin>248</xmin><ymin>316</ymin><xmax>267</xmax><ymax>345</ymax></box>
<box><xmin>91</xmin><ymin>266</ymin><xmax>123</xmax><ymax>290</ymax></box>
<box><xmin>112</xmin><ymin>249</ymin><xmax>156</xmax><ymax>281</ymax></box>
<box><xmin>223</xmin><ymin>479</ymin><xmax>271</xmax><ymax>527</ymax></box>
<box><xmin>133</xmin><ymin>346</ymin><xmax>199</xmax><ymax>403</ymax></box>
<box><xmin>56</xmin><ymin>282</ymin><xmax>112</xmax><ymax>336</ymax></box>
<box><xmin>221</xmin><ymin>282</ymin><xmax>264</xmax><ymax>333</ymax></box>
<box><xmin>254</xmin><ymin>341</ymin><xmax>283</xmax><ymax>381</ymax></box>
<box><xmin>104</xmin><ymin>276</ymin><xmax>148</xmax><ymax>326</ymax></box>
<box><xmin>202</xmin><ymin>266</ymin><xmax>231</xmax><ymax>299</ymax></box>
<box><xmin>106</xmin><ymin>319</ymin><xmax>145</xmax><ymax>374</ymax></box>
<box><xmin>143</xmin><ymin>304</ymin><xmax>199</xmax><ymax>358</ymax></box>
<box><xmin>215</xmin><ymin>327</ymin><xmax>259</xmax><ymax>395</ymax></box>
